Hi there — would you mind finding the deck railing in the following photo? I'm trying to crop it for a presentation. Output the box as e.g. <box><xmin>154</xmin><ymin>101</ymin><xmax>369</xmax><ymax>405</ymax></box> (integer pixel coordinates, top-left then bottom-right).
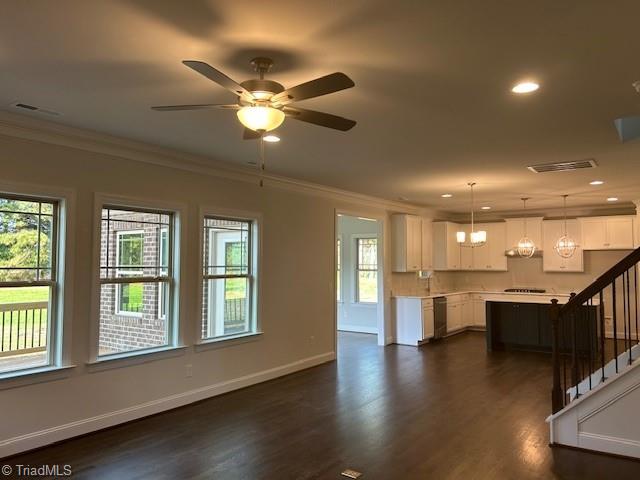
<box><xmin>224</xmin><ymin>298</ymin><xmax>247</xmax><ymax>333</ymax></box>
<box><xmin>0</xmin><ymin>301</ymin><xmax>49</xmax><ymax>357</ymax></box>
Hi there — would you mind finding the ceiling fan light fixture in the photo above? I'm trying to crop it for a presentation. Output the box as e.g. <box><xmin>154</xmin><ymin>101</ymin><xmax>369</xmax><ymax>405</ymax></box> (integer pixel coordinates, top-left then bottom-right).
<box><xmin>237</xmin><ymin>106</ymin><xmax>285</xmax><ymax>132</ymax></box>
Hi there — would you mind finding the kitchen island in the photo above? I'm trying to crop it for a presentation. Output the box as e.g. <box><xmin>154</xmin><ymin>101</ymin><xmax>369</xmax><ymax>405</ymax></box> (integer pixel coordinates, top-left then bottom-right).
<box><xmin>486</xmin><ymin>300</ymin><xmax>598</xmax><ymax>353</ymax></box>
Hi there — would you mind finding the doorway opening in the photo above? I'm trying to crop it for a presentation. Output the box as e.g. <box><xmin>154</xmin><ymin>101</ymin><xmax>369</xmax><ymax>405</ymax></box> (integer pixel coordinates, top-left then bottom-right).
<box><xmin>335</xmin><ymin>213</ymin><xmax>385</xmax><ymax>347</ymax></box>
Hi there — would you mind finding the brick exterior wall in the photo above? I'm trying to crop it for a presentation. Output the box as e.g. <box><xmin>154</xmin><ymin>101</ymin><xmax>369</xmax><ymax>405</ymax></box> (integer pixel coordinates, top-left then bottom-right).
<box><xmin>99</xmin><ymin>211</ymin><xmax>168</xmax><ymax>355</ymax></box>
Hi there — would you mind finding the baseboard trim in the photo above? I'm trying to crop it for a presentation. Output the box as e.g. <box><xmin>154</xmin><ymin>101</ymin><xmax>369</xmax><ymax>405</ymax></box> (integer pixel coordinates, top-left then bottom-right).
<box><xmin>337</xmin><ymin>325</ymin><xmax>378</xmax><ymax>334</ymax></box>
<box><xmin>0</xmin><ymin>351</ymin><xmax>336</xmax><ymax>458</ymax></box>
<box><xmin>577</xmin><ymin>432</ymin><xmax>640</xmax><ymax>460</ymax></box>
<box><xmin>551</xmin><ymin>440</ymin><xmax>640</xmax><ymax>463</ymax></box>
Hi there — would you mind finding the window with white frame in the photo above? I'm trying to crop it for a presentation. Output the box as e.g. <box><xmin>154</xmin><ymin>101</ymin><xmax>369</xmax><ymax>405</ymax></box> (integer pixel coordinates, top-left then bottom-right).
<box><xmin>99</xmin><ymin>207</ymin><xmax>174</xmax><ymax>356</ymax></box>
<box><xmin>336</xmin><ymin>237</ymin><xmax>342</xmax><ymax>302</ymax></box>
<box><xmin>202</xmin><ymin>216</ymin><xmax>255</xmax><ymax>339</ymax></box>
<box><xmin>356</xmin><ymin>237</ymin><xmax>378</xmax><ymax>303</ymax></box>
<box><xmin>158</xmin><ymin>227</ymin><xmax>169</xmax><ymax>320</ymax></box>
<box><xmin>0</xmin><ymin>195</ymin><xmax>59</xmax><ymax>374</ymax></box>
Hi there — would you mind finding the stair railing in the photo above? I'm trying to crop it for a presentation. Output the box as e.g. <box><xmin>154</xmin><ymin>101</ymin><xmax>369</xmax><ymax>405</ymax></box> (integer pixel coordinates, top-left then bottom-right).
<box><xmin>550</xmin><ymin>246</ymin><xmax>640</xmax><ymax>414</ymax></box>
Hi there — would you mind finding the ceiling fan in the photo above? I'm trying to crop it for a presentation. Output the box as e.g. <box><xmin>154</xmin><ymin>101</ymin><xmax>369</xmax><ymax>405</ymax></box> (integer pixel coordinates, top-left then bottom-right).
<box><xmin>151</xmin><ymin>57</ymin><xmax>356</xmax><ymax>139</ymax></box>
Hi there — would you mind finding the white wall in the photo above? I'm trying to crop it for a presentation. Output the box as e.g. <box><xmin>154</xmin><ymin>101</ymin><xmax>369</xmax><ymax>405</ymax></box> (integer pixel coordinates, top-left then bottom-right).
<box><xmin>0</xmin><ymin>123</ymin><xmax>422</xmax><ymax>456</ymax></box>
<box><xmin>337</xmin><ymin>215</ymin><xmax>379</xmax><ymax>334</ymax></box>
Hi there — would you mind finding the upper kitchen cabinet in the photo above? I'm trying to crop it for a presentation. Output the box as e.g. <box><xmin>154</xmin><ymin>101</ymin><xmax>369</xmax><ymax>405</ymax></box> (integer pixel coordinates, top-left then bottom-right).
<box><xmin>484</xmin><ymin>223</ymin><xmax>508</xmax><ymax>270</ymax></box>
<box><xmin>579</xmin><ymin>216</ymin><xmax>635</xmax><ymax>250</ymax></box>
<box><xmin>391</xmin><ymin>214</ymin><xmax>422</xmax><ymax>272</ymax></box>
<box><xmin>542</xmin><ymin>219</ymin><xmax>584</xmax><ymax>272</ymax></box>
<box><xmin>433</xmin><ymin>221</ymin><xmax>461</xmax><ymax>270</ymax></box>
<box><xmin>505</xmin><ymin>217</ymin><xmax>543</xmax><ymax>252</ymax></box>
<box><xmin>421</xmin><ymin>218</ymin><xmax>434</xmax><ymax>271</ymax></box>
<box><xmin>466</xmin><ymin>223</ymin><xmax>507</xmax><ymax>271</ymax></box>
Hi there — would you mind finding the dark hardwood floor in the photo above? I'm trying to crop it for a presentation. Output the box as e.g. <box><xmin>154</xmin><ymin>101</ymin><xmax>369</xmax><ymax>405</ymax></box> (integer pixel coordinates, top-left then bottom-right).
<box><xmin>4</xmin><ymin>331</ymin><xmax>640</xmax><ymax>479</ymax></box>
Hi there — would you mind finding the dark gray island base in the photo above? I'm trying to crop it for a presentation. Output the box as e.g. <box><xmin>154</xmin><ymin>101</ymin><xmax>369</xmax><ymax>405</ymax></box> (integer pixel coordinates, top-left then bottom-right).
<box><xmin>486</xmin><ymin>301</ymin><xmax>597</xmax><ymax>353</ymax></box>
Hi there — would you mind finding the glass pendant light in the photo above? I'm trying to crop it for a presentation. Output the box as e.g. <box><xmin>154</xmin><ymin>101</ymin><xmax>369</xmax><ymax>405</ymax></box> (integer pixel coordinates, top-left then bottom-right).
<box><xmin>517</xmin><ymin>197</ymin><xmax>536</xmax><ymax>258</ymax></box>
<box><xmin>457</xmin><ymin>182</ymin><xmax>486</xmax><ymax>247</ymax></box>
<box><xmin>554</xmin><ymin>194</ymin><xmax>577</xmax><ymax>258</ymax></box>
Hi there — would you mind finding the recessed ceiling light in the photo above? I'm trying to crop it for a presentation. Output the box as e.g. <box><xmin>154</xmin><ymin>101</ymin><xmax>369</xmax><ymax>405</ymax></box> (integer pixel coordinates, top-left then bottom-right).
<box><xmin>481</xmin><ymin>206</ymin><xmax>491</xmax><ymax>210</ymax></box>
<box><xmin>441</xmin><ymin>193</ymin><xmax>453</xmax><ymax>198</ymax></box>
<box><xmin>589</xmin><ymin>180</ymin><xmax>604</xmax><ymax>185</ymax></box>
<box><xmin>511</xmin><ymin>81</ymin><xmax>540</xmax><ymax>94</ymax></box>
<box><xmin>263</xmin><ymin>135</ymin><xmax>280</xmax><ymax>143</ymax></box>
<box><xmin>607</xmin><ymin>197</ymin><xmax>618</xmax><ymax>202</ymax></box>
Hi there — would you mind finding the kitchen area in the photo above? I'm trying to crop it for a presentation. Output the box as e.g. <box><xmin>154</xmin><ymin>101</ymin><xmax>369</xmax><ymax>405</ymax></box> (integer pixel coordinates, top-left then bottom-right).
<box><xmin>391</xmin><ymin>211</ymin><xmax>636</xmax><ymax>350</ymax></box>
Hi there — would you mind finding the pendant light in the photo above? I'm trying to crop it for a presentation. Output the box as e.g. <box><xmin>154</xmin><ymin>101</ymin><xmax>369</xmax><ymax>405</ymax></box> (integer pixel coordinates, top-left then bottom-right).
<box><xmin>554</xmin><ymin>194</ymin><xmax>576</xmax><ymax>258</ymax></box>
<box><xmin>517</xmin><ymin>197</ymin><xmax>536</xmax><ymax>258</ymax></box>
<box><xmin>457</xmin><ymin>182</ymin><xmax>487</xmax><ymax>247</ymax></box>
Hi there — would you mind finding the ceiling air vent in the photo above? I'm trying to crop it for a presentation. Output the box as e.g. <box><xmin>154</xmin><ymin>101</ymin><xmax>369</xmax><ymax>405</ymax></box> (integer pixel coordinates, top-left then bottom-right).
<box><xmin>10</xmin><ymin>102</ymin><xmax>61</xmax><ymax>116</ymax></box>
<box><xmin>527</xmin><ymin>158</ymin><xmax>598</xmax><ymax>173</ymax></box>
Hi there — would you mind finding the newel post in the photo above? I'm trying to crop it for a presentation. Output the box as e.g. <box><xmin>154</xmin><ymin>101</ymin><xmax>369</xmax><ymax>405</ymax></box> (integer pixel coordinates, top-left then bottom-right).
<box><xmin>550</xmin><ymin>298</ymin><xmax>563</xmax><ymax>414</ymax></box>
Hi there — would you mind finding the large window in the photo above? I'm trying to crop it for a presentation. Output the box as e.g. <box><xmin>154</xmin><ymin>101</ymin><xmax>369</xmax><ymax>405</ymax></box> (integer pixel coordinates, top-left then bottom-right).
<box><xmin>356</xmin><ymin>237</ymin><xmax>378</xmax><ymax>303</ymax></box>
<box><xmin>336</xmin><ymin>237</ymin><xmax>342</xmax><ymax>302</ymax></box>
<box><xmin>202</xmin><ymin>216</ymin><xmax>255</xmax><ymax>339</ymax></box>
<box><xmin>0</xmin><ymin>195</ymin><xmax>58</xmax><ymax>374</ymax></box>
<box><xmin>99</xmin><ymin>207</ymin><xmax>174</xmax><ymax>357</ymax></box>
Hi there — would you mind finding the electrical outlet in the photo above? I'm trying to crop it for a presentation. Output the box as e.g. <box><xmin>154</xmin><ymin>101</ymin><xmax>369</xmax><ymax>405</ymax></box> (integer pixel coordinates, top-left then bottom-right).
<box><xmin>185</xmin><ymin>364</ymin><xmax>193</xmax><ymax>378</ymax></box>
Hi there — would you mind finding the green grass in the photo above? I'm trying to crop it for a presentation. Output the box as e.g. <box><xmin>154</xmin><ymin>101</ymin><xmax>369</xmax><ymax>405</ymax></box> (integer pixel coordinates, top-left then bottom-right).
<box><xmin>0</xmin><ymin>287</ymin><xmax>49</xmax><ymax>352</ymax></box>
<box><xmin>0</xmin><ymin>286</ymin><xmax>49</xmax><ymax>304</ymax></box>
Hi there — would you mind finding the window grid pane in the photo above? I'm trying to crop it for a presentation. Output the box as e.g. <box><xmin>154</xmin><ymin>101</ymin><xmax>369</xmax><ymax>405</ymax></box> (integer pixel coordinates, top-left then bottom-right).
<box><xmin>202</xmin><ymin>216</ymin><xmax>253</xmax><ymax>339</ymax></box>
<box><xmin>356</xmin><ymin>238</ymin><xmax>378</xmax><ymax>303</ymax></box>
<box><xmin>0</xmin><ymin>194</ymin><xmax>58</xmax><ymax>374</ymax></box>
<box><xmin>99</xmin><ymin>207</ymin><xmax>174</xmax><ymax>356</ymax></box>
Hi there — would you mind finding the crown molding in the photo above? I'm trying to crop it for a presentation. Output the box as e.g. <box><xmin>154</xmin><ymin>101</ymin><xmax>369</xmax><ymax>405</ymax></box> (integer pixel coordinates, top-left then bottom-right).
<box><xmin>438</xmin><ymin>202</ymin><xmax>636</xmax><ymax>223</ymax></box>
<box><xmin>0</xmin><ymin>111</ymin><xmax>422</xmax><ymax>214</ymax></box>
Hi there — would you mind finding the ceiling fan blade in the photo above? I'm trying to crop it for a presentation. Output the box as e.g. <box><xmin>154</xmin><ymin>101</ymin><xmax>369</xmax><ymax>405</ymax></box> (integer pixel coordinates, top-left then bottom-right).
<box><xmin>182</xmin><ymin>60</ymin><xmax>254</xmax><ymax>99</ymax></box>
<box><xmin>151</xmin><ymin>104</ymin><xmax>238</xmax><ymax>111</ymax></box>
<box><xmin>271</xmin><ymin>72</ymin><xmax>355</xmax><ymax>106</ymax></box>
<box><xmin>614</xmin><ymin>115</ymin><xmax>640</xmax><ymax>142</ymax></box>
<box><xmin>284</xmin><ymin>106</ymin><xmax>356</xmax><ymax>131</ymax></box>
<box><xmin>243</xmin><ymin>128</ymin><xmax>262</xmax><ymax>140</ymax></box>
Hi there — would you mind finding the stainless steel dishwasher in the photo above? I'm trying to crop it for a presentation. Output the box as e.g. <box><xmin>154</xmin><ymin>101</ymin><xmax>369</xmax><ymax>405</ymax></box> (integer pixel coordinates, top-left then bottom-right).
<box><xmin>433</xmin><ymin>296</ymin><xmax>447</xmax><ymax>339</ymax></box>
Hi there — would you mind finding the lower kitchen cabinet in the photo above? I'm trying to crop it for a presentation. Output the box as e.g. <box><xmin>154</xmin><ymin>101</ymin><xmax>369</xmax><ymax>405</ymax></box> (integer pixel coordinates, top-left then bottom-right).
<box><xmin>472</xmin><ymin>295</ymin><xmax>486</xmax><ymax>327</ymax></box>
<box><xmin>486</xmin><ymin>301</ymin><xmax>597</xmax><ymax>352</ymax></box>
<box><xmin>446</xmin><ymin>302</ymin><xmax>461</xmax><ymax>332</ymax></box>
<box><xmin>395</xmin><ymin>297</ymin><xmax>434</xmax><ymax>346</ymax></box>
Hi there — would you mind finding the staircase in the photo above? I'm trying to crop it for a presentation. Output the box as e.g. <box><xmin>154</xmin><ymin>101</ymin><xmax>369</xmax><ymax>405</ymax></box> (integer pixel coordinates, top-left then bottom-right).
<box><xmin>547</xmin><ymin>246</ymin><xmax>640</xmax><ymax>458</ymax></box>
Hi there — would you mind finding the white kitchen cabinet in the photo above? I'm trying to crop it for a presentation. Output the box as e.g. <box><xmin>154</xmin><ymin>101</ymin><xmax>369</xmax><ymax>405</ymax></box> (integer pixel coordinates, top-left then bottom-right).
<box><xmin>542</xmin><ymin>219</ymin><xmax>584</xmax><ymax>272</ymax></box>
<box><xmin>460</xmin><ymin>295</ymin><xmax>473</xmax><ymax>327</ymax></box>
<box><xmin>421</xmin><ymin>219</ymin><xmax>434</xmax><ymax>270</ymax></box>
<box><xmin>579</xmin><ymin>216</ymin><xmax>634</xmax><ymax>250</ymax></box>
<box><xmin>459</xmin><ymin>224</ymin><xmax>473</xmax><ymax>270</ymax></box>
<box><xmin>392</xmin><ymin>214</ymin><xmax>422</xmax><ymax>272</ymax></box>
<box><xmin>506</xmin><ymin>217</ymin><xmax>543</xmax><ymax>252</ymax></box>
<box><xmin>395</xmin><ymin>297</ymin><xmax>434</xmax><ymax>346</ymax></box>
<box><xmin>423</xmin><ymin>303</ymin><xmax>434</xmax><ymax>339</ymax></box>
<box><xmin>433</xmin><ymin>221</ymin><xmax>461</xmax><ymax>270</ymax></box>
<box><xmin>466</xmin><ymin>223</ymin><xmax>507</xmax><ymax>271</ymax></box>
<box><xmin>485</xmin><ymin>223</ymin><xmax>507</xmax><ymax>270</ymax></box>
<box><xmin>446</xmin><ymin>301</ymin><xmax>461</xmax><ymax>332</ymax></box>
<box><xmin>472</xmin><ymin>294</ymin><xmax>486</xmax><ymax>327</ymax></box>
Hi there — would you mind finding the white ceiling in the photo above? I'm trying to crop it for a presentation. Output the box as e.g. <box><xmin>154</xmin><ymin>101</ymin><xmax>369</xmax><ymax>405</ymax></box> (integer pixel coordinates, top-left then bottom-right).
<box><xmin>2</xmin><ymin>0</ymin><xmax>640</xmax><ymax>213</ymax></box>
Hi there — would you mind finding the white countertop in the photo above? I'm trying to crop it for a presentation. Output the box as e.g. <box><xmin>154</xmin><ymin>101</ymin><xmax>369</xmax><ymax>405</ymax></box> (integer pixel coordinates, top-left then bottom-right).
<box><xmin>393</xmin><ymin>290</ymin><xmax>573</xmax><ymax>300</ymax></box>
